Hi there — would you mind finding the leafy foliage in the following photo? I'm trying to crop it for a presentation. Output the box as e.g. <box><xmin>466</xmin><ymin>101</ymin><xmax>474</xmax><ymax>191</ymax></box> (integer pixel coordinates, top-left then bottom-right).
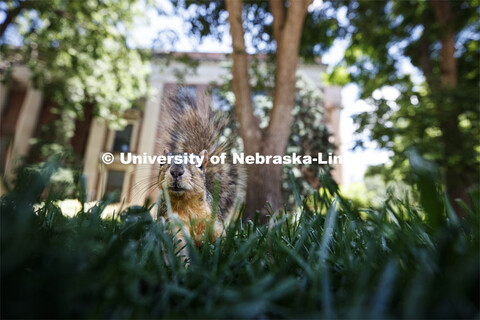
<box><xmin>214</xmin><ymin>71</ymin><xmax>335</xmax><ymax>208</ymax></box>
<box><xmin>169</xmin><ymin>0</ymin><xmax>341</xmax><ymax>57</ymax></box>
<box><xmin>1</xmin><ymin>0</ymin><xmax>152</xmax><ymax>195</ymax></box>
<box><xmin>1</xmin><ymin>154</ymin><xmax>478</xmax><ymax>318</ymax></box>
<box><xmin>1</xmin><ymin>0</ymin><xmax>150</xmax><ymax>126</ymax></box>
<box><xmin>327</xmin><ymin>0</ymin><xmax>479</xmax><ymax>197</ymax></box>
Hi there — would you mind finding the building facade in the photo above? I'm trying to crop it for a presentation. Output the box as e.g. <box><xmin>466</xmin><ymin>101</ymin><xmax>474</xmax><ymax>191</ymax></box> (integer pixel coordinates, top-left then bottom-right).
<box><xmin>0</xmin><ymin>52</ymin><xmax>342</xmax><ymax>205</ymax></box>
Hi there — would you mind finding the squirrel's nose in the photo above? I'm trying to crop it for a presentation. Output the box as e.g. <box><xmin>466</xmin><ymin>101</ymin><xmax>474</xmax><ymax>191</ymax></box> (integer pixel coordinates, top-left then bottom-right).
<box><xmin>170</xmin><ymin>165</ymin><xmax>184</xmax><ymax>179</ymax></box>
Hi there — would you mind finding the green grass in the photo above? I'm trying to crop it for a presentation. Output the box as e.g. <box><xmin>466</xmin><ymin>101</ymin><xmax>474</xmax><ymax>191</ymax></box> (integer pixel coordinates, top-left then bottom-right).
<box><xmin>1</xmin><ymin>158</ymin><xmax>479</xmax><ymax>319</ymax></box>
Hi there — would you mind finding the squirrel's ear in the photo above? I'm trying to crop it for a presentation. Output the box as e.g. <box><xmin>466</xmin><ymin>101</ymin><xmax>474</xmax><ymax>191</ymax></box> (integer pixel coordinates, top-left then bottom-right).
<box><xmin>199</xmin><ymin>149</ymin><xmax>208</xmax><ymax>169</ymax></box>
<box><xmin>163</xmin><ymin>148</ymin><xmax>169</xmax><ymax>156</ymax></box>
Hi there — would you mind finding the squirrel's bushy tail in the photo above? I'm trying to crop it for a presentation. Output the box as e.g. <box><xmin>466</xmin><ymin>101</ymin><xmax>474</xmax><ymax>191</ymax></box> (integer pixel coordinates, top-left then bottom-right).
<box><xmin>159</xmin><ymin>89</ymin><xmax>244</xmax><ymax>221</ymax></box>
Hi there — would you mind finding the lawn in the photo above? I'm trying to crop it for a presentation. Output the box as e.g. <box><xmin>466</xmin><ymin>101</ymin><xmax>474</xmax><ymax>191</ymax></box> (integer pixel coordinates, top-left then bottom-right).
<box><xmin>1</xmin><ymin>160</ymin><xmax>479</xmax><ymax>319</ymax></box>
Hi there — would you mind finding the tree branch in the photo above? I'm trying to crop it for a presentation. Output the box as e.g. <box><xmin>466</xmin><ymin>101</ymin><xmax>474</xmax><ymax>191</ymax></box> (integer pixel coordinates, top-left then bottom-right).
<box><xmin>1</xmin><ymin>6</ymin><xmax>23</xmax><ymax>39</ymax></box>
<box><xmin>430</xmin><ymin>0</ymin><xmax>457</xmax><ymax>87</ymax></box>
<box><xmin>431</xmin><ymin>0</ymin><xmax>453</xmax><ymax>25</ymax></box>
<box><xmin>269</xmin><ymin>0</ymin><xmax>285</xmax><ymax>43</ymax></box>
<box><xmin>265</xmin><ymin>0</ymin><xmax>312</xmax><ymax>151</ymax></box>
<box><xmin>225</xmin><ymin>0</ymin><xmax>262</xmax><ymax>152</ymax></box>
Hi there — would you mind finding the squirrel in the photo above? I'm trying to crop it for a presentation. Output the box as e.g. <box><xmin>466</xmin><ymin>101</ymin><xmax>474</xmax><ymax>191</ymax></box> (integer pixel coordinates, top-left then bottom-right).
<box><xmin>157</xmin><ymin>90</ymin><xmax>244</xmax><ymax>250</ymax></box>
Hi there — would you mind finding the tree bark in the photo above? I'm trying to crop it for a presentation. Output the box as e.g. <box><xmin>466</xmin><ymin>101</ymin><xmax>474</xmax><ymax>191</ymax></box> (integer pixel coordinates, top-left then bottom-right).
<box><xmin>431</xmin><ymin>0</ymin><xmax>457</xmax><ymax>87</ymax></box>
<box><xmin>267</xmin><ymin>0</ymin><xmax>310</xmax><ymax>152</ymax></box>
<box><xmin>226</xmin><ymin>0</ymin><xmax>264</xmax><ymax>220</ymax></box>
<box><xmin>226</xmin><ymin>0</ymin><xmax>311</xmax><ymax>220</ymax></box>
<box><xmin>225</xmin><ymin>0</ymin><xmax>262</xmax><ymax>150</ymax></box>
<box><xmin>269</xmin><ymin>0</ymin><xmax>285</xmax><ymax>42</ymax></box>
<box><xmin>429</xmin><ymin>0</ymin><xmax>470</xmax><ymax>214</ymax></box>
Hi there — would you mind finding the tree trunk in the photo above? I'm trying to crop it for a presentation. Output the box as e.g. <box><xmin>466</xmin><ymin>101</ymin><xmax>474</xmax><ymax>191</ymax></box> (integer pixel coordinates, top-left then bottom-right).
<box><xmin>430</xmin><ymin>0</ymin><xmax>469</xmax><ymax>214</ymax></box>
<box><xmin>226</xmin><ymin>0</ymin><xmax>311</xmax><ymax>220</ymax></box>
<box><xmin>431</xmin><ymin>0</ymin><xmax>457</xmax><ymax>86</ymax></box>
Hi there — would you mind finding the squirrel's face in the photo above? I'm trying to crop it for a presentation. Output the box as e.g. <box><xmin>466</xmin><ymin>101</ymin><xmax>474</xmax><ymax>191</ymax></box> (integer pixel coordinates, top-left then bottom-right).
<box><xmin>158</xmin><ymin>151</ymin><xmax>208</xmax><ymax>199</ymax></box>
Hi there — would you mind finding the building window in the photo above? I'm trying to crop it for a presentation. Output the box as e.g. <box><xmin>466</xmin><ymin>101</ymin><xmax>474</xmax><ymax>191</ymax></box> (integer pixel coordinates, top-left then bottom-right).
<box><xmin>112</xmin><ymin>124</ymin><xmax>133</xmax><ymax>152</ymax></box>
<box><xmin>105</xmin><ymin>170</ymin><xmax>125</xmax><ymax>202</ymax></box>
